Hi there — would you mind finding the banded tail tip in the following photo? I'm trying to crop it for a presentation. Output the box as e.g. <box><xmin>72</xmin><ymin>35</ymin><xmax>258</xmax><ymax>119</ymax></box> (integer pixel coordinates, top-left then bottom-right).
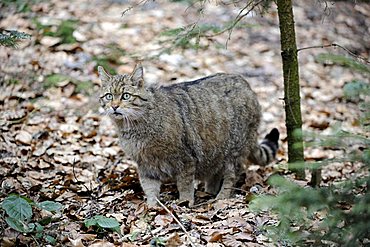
<box><xmin>265</xmin><ymin>128</ymin><xmax>279</xmax><ymax>144</ymax></box>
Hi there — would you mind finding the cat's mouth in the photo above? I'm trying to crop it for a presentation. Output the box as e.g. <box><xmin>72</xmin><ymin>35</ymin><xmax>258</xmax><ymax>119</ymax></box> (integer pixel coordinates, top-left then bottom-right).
<box><xmin>112</xmin><ymin>112</ymin><xmax>123</xmax><ymax>119</ymax></box>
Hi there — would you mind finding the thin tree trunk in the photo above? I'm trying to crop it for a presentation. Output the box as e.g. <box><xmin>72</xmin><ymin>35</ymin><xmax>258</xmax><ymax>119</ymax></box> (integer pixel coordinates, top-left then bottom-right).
<box><xmin>276</xmin><ymin>0</ymin><xmax>305</xmax><ymax>179</ymax></box>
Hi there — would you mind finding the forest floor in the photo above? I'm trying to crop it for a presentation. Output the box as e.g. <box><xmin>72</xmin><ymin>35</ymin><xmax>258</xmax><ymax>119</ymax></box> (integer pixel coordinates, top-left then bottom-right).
<box><xmin>1</xmin><ymin>0</ymin><xmax>369</xmax><ymax>246</ymax></box>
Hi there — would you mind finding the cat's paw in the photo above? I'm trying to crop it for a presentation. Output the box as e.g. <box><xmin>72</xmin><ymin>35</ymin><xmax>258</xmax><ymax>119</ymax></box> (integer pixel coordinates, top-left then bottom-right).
<box><xmin>146</xmin><ymin>197</ymin><xmax>159</xmax><ymax>207</ymax></box>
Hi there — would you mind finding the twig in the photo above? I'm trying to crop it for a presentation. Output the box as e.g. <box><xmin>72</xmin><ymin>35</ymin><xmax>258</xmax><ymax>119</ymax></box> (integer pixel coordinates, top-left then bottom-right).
<box><xmin>72</xmin><ymin>158</ymin><xmax>91</xmax><ymax>193</ymax></box>
<box><xmin>204</xmin><ymin>0</ymin><xmax>264</xmax><ymax>48</ymax></box>
<box><xmin>30</xmin><ymin>235</ymin><xmax>41</xmax><ymax>247</ymax></box>
<box><xmin>121</xmin><ymin>0</ymin><xmax>152</xmax><ymax>16</ymax></box>
<box><xmin>297</xmin><ymin>43</ymin><xmax>370</xmax><ymax>64</ymax></box>
<box><xmin>155</xmin><ymin>197</ymin><xmax>196</xmax><ymax>247</ymax></box>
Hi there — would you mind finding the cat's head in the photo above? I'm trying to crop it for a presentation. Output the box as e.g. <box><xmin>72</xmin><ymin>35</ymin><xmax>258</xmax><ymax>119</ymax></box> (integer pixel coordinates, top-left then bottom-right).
<box><xmin>98</xmin><ymin>64</ymin><xmax>150</xmax><ymax>122</ymax></box>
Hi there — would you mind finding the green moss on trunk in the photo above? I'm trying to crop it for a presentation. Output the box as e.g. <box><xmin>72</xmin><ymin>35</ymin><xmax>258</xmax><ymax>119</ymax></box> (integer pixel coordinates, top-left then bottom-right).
<box><xmin>276</xmin><ymin>0</ymin><xmax>305</xmax><ymax>179</ymax></box>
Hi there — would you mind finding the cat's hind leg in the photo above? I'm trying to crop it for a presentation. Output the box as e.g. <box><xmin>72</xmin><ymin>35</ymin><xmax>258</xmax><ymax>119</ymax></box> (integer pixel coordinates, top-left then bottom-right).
<box><xmin>177</xmin><ymin>168</ymin><xmax>196</xmax><ymax>206</ymax></box>
<box><xmin>216</xmin><ymin>161</ymin><xmax>237</xmax><ymax>200</ymax></box>
<box><xmin>204</xmin><ymin>170</ymin><xmax>223</xmax><ymax>196</ymax></box>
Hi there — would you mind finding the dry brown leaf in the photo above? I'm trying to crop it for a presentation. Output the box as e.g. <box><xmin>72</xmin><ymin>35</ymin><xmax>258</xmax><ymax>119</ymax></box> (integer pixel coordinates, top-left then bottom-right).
<box><xmin>106</xmin><ymin>213</ymin><xmax>125</xmax><ymax>222</ymax></box>
<box><xmin>53</xmin><ymin>154</ymin><xmax>80</xmax><ymax>164</ymax></box>
<box><xmin>222</xmin><ymin>235</ymin><xmax>243</xmax><ymax>247</ymax></box>
<box><xmin>102</xmin><ymin>147</ymin><xmax>119</xmax><ymax>157</ymax></box>
<box><xmin>192</xmin><ymin>214</ymin><xmax>211</xmax><ymax>225</ymax></box>
<box><xmin>87</xmin><ymin>239</ymin><xmax>116</xmax><ymax>247</ymax></box>
<box><xmin>205</xmin><ymin>243</ymin><xmax>224</xmax><ymax>247</ymax></box>
<box><xmin>68</xmin><ymin>237</ymin><xmax>85</xmax><ymax>247</ymax></box>
<box><xmin>26</xmin><ymin>171</ymin><xmax>53</xmax><ymax>181</ymax></box>
<box><xmin>1</xmin><ymin>237</ymin><xmax>16</xmax><ymax>247</ymax></box>
<box><xmin>15</xmin><ymin>130</ymin><xmax>32</xmax><ymax>145</ymax></box>
<box><xmin>233</xmin><ymin>231</ymin><xmax>254</xmax><ymax>241</ymax></box>
<box><xmin>121</xmin><ymin>243</ymin><xmax>140</xmax><ymax>247</ymax></box>
<box><xmin>244</xmin><ymin>170</ymin><xmax>264</xmax><ymax>188</ymax></box>
<box><xmin>40</xmin><ymin>36</ymin><xmax>61</xmax><ymax>47</ymax></box>
<box><xmin>209</xmin><ymin>232</ymin><xmax>223</xmax><ymax>243</ymax></box>
<box><xmin>38</xmin><ymin>159</ymin><xmax>51</xmax><ymax>169</ymax></box>
<box><xmin>59</xmin><ymin>123</ymin><xmax>79</xmax><ymax>134</ymax></box>
<box><xmin>154</xmin><ymin>214</ymin><xmax>173</xmax><ymax>227</ymax></box>
<box><xmin>33</xmin><ymin>139</ymin><xmax>53</xmax><ymax>156</ymax></box>
<box><xmin>166</xmin><ymin>232</ymin><xmax>183</xmax><ymax>247</ymax></box>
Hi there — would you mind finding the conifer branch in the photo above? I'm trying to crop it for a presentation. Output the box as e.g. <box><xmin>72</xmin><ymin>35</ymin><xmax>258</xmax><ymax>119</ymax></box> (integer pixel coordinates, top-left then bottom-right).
<box><xmin>0</xmin><ymin>29</ymin><xmax>31</xmax><ymax>48</ymax></box>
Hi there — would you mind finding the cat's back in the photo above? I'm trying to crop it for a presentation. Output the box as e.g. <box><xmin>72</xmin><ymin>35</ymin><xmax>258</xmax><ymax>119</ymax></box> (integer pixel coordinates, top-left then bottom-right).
<box><xmin>161</xmin><ymin>73</ymin><xmax>253</xmax><ymax>96</ymax></box>
<box><xmin>158</xmin><ymin>73</ymin><xmax>258</xmax><ymax>111</ymax></box>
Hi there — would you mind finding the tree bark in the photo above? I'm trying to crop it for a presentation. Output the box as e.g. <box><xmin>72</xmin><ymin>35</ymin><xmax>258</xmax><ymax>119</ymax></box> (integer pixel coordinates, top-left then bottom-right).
<box><xmin>276</xmin><ymin>0</ymin><xmax>305</xmax><ymax>179</ymax></box>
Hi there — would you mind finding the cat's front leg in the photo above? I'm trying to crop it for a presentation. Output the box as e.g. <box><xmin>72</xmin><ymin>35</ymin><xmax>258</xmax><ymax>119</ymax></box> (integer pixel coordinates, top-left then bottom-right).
<box><xmin>138</xmin><ymin>172</ymin><xmax>161</xmax><ymax>207</ymax></box>
<box><xmin>177</xmin><ymin>171</ymin><xmax>195</xmax><ymax>206</ymax></box>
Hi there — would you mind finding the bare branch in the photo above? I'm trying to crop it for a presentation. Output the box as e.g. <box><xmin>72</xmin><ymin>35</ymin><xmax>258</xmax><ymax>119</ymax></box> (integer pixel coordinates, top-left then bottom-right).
<box><xmin>297</xmin><ymin>43</ymin><xmax>370</xmax><ymax>64</ymax></box>
<box><xmin>204</xmin><ymin>0</ymin><xmax>264</xmax><ymax>41</ymax></box>
<box><xmin>121</xmin><ymin>0</ymin><xmax>152</xmax><ymax>17</ymax></box>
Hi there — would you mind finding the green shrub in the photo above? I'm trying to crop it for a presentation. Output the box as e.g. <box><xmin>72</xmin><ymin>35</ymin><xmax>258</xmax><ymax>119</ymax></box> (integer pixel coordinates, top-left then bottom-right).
<box><xmin>0</xmin><ymin>29</ymin><xmax>31</xmax><ymax>48</ymax></box>
<box><xmin>1</xmin><ymin>194</ymin><xmax>62</xmax><ymax>245</ymax></box>
<box><xmin>250</xmin><ymin>55</ymin><xmax>370</xmax><ymax>246</ymax></box>
<box><xmin>33</xmin><ymin>19</ymin><xmax>78</xmax><ymax>44</ymax></box>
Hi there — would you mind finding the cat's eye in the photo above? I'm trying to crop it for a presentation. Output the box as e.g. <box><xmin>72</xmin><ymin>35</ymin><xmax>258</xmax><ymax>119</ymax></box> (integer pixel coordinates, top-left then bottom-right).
<box><xmin>122</xmin><ymin>92</ymin><xmax>131</xmax><ymax>100</ymax></box>
<box><xmin>105</xmin><ymin>93</ymin><xmax>113</xmax><ymax>100</ymax></box>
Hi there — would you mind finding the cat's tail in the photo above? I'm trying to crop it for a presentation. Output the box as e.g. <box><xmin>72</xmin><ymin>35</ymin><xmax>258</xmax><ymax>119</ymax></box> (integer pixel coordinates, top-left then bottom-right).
<box><xmin>249</xmin><ymin>128</ymin><xmax>280</xmax><ymax>166</ymax></box>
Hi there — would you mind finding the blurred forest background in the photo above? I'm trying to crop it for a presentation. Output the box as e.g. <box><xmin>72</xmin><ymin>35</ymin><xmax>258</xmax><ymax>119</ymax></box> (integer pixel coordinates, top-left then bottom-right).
<box><xmin>0</xmin><ymin>0</ymin><xmax>369</xmax><ymax>246</ymax></box>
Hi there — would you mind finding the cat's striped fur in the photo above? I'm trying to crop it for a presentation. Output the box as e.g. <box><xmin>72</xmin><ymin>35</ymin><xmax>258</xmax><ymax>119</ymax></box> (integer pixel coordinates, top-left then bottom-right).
<box><xmin>98</xmin><ymin>64</ymin><xmax>279</xmax><ymax>206</ymax></box>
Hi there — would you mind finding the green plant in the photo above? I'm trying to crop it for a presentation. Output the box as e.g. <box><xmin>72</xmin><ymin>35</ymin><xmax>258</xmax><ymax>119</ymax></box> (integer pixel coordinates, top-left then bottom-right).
<box><xmin>33</xmin><ymin>18</ymin><xmax>78</xmax><ymax>44</ymax></box>
<box><xmin>316</xmin><ymin>53</ymin><xmax>370</xmax><ymax>74</ymax></box>
<box><xmin>44</xmin><ymin>74</ymin><xmax>71</xmax><ymax>88</ymax></box>
<box><xmin>5</xmin><ymin>78</ymin><xmax>20</xmax><ymax>85</ymax></box>
<box><xmin>150</xmin><ymin>237</ymin><xmax>166</xmax><ymax>247</ymax></box>
<box><xmin>76</xmin><ymin>80</ymin><xmax>94</xmax><ymax>94</ymax></box>
<box><xmin>92</xmin><ymin>43</ymin><xmax>125</xmax><ymax>75</ymax></box>
<box><xmin>1</xmin><ymin>194</ymin><xmax>62</xmax><ymax>245</ymax></box>
<box><xmin>84</xmin><ymin>215</ymin><xmax>121</xmax><ymax>234</ymax></box>
<box><xmin>250</xmin><ymin>55</ymin><xmax>370</xmax><ymax>246</ymax></box>
<box><xmin>53</xmin><ymin>20</ymin><xmax>78</xmax><ymax>44</ymax></box>
<box><xmin>43</xmin><ymin>73</ymin><xmax>93</xmax><ymax>94</ymax></box>
<box><xmin>160</xmin><ymin>24</ymin><xmax>224</xmax><ymax>52</ymax></box>
<box><xmin>92</xmin><ymin>56</ymin><xmax>117</xmax><ymax>75</ymax></box>
<box><xmin>0</xmin><ymin>29</ymin><xmax>31</xmax><ymax>48</ymax></box>
<box><xmin>1</xmin><ymin>0</ymin><xmax>38</xmax><ymax>13</ymax></box>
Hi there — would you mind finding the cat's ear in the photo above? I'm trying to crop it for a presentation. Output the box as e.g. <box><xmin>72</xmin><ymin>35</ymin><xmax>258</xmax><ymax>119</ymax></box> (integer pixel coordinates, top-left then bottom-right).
<box><xmin>97</xmin><ymin>66</ymin><xmax>111</xmax><ymax>83</ymax></box>
<box><xmin>130</xmin><ymin>63</ymin><xmax>144</xmax><ymax>87</ymax></box>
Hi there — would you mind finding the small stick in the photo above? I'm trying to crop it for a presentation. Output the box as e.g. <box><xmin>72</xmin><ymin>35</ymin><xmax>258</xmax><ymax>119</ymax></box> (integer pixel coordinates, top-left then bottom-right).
<box><xmin>155</xmin><ymin>197</ymin><xmax>196</xmax><ymax>247</ymax></box>
<box><xmin>297</xmin><ymin>43</ymin><xmax>370</xmax><ymax>64</ymax></box>
<box><xmin>72</xmin><ymin>158</ymin><xmax>90</xmax><ymax>193</ymax></box>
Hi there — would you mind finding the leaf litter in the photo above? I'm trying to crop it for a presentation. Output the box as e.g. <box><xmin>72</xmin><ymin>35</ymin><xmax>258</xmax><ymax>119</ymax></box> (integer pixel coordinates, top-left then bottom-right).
<box><xmin>0</xmin><ymin>0</ymin><xmax>369</xmax><ymax>246</ymax></box>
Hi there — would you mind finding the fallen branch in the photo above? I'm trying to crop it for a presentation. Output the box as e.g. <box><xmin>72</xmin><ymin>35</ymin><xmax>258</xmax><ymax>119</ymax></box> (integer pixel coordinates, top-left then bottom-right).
<box><xmin>155</xmin><ymin>197</ymin><xmax>196</xmax><ymax>247</ymax></box>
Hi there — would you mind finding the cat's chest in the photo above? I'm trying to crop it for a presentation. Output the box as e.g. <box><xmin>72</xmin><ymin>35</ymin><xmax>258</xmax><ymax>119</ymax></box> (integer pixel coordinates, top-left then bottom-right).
<box><xmin>119</xmin><ymin>137</ymin><xmax>146</xmax><ymax>159</ymax></box>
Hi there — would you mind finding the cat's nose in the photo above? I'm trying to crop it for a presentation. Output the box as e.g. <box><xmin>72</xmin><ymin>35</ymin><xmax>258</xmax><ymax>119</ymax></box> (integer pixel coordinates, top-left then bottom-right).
<box><xmin>111</xmin><ymin>105</ymin><xmax>119</xmax><ymax>111</ymax></box>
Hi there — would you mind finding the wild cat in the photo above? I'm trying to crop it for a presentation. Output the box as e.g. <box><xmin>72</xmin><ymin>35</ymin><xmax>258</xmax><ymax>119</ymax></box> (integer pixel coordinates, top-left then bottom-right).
<box><xmin>98</xmin><ymin>64</ymin><xmax>279</xmax><ymax>206</ymax></box>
